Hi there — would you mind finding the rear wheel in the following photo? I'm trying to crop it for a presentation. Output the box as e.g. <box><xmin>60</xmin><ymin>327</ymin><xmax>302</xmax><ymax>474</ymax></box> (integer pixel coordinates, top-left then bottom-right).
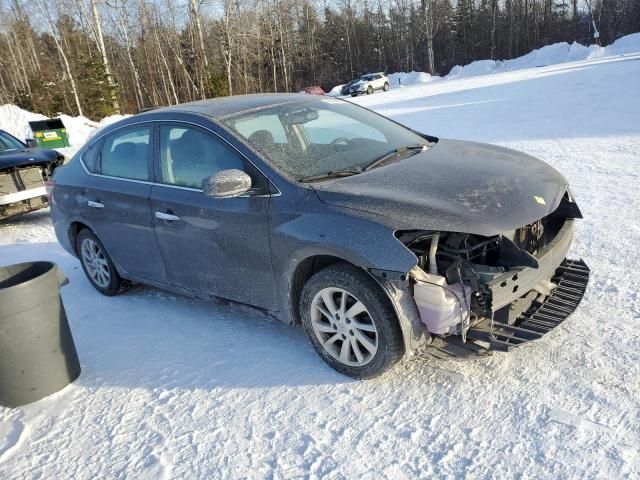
<box><xmin>300</xmin><ymin>264</ymin><xmax>404</xmax><ymax>378</ymax></box>
<box><xmin>77</xmin><ymin>229</ymin><xmax>130</xmax><ymax>296</ymax></box>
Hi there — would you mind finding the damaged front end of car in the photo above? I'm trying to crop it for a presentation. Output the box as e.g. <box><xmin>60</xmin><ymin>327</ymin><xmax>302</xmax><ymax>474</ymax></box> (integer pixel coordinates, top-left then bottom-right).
<box><xmin>396</xmin><ymin>190</ymin><xmax>589</xmax><ymax>358</ymax></box>
<box><xmin>0</xmin><ymin>155</ymin><xmax>64</xmax><ymax>221</ymax></box>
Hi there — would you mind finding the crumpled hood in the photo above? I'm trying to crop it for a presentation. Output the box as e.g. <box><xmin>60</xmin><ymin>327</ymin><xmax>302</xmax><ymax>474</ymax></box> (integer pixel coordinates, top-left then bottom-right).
<box><xmin>0</xmin><ymin>148</ymin><xmax>61</xmax><ymax>170</ymax></box>
<box><xmin>312</xmin><ymin>139</ymin><xmax>569</xmax><ymax>236</ymax></box>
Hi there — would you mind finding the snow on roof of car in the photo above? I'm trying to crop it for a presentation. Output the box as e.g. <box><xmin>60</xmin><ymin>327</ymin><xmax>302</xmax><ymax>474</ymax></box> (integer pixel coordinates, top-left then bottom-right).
<box><xmin>146</xmin><ymin>94</ymin><xmax>310</xmax><ymax>120</ymax></box>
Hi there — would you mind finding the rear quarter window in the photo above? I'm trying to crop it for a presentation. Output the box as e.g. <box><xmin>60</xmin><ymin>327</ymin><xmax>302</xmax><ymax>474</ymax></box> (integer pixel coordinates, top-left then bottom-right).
<box><xmin>82</xmin><ymin>140</ymin><xmax>102</xmax><ymax>173</ymax></box>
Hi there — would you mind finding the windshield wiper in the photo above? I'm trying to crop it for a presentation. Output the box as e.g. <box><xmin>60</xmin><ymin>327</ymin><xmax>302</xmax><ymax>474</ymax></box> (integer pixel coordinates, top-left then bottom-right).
<box><xmin>363</xmin><ymin>144</ymin><xmax>428</xmax><ymax>171</ymax></box>
<box><xmin>299</xmin><ymin>143</ymin><xmax>428</xmax><ymax>182</ymax></box>
<box><xmin>299</xmin><ymin>168</ymin><xmax>363</xmax><ymax>183</ymax></box>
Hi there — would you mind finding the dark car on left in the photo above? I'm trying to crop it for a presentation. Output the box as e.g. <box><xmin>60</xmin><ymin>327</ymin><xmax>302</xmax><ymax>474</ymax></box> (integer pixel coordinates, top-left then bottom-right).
<box><xmin>0</xmin><ymin>129</ymin><xmax>64</xmax><ymax>220</ymax></box>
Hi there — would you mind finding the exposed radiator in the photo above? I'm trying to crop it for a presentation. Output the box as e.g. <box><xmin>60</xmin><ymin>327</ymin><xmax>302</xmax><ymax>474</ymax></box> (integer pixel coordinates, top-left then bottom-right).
<box><xmin>0</xmin><ymin>167</ymin><xmax>44</xmax><ymax>195</ymax></box>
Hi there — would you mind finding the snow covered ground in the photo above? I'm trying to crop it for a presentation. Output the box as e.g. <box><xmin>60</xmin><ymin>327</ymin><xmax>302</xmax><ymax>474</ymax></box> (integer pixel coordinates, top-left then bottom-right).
<box><xmin>2</xmin><ymin>45</ymin><xmax>640</xmax><ymax>478</ymax></box>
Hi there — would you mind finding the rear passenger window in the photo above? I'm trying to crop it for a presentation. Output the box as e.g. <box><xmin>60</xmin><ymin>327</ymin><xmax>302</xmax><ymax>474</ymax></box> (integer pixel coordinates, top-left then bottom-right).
<box><xmin>100</xmin><ymin>127</ymin><xmax>151</xmax><ymax>180</ymax></box>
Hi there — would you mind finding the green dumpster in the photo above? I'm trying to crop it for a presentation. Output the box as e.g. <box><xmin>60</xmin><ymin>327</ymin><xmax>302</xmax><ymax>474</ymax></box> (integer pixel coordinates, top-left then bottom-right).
<box><xmin>28</xmin><ymin>118</ymin><xmax>70</xmax><ymax>149</ymax></box>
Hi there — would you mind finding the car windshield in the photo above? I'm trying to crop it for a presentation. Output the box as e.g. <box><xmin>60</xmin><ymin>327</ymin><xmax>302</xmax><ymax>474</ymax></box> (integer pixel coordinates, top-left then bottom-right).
<box><xmin>0</xmin><ymin>131</ymin><xmax>25</xmax><ymax>152</ymax></box>
<box><xmin>222</xmin><ymin>98</ymin><xmax>429</xmax><ymax>181</ymax></box>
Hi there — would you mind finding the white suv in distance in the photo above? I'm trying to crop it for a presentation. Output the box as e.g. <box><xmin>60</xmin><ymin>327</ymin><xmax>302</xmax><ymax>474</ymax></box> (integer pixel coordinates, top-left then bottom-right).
<box><xmin>349</xmin><ymin>73</ymin><xmax>390</xmax><ymax>97</ymax></box>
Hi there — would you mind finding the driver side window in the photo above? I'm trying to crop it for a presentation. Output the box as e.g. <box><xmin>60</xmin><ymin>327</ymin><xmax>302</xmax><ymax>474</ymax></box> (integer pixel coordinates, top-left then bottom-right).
<box><xmin>159</xmin><ymin>126</ymin><xmax>247</xmax><ymax>189</ymax></box>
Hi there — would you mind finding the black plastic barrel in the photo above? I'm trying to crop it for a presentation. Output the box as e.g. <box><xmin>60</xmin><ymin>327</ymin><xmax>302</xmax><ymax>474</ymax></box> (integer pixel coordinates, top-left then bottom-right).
<box><xmin>0</xmin><ymin>262</ymin><xmax>80</xmax><ymax>407</ymax></box>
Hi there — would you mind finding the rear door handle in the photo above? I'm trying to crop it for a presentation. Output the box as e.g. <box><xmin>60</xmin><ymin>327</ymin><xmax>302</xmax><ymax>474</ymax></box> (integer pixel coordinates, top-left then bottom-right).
<box><xmin>155</xmin><ymin>211</ymin><xmax>180</xmax><ymax>222</ymax></box>
<box><xmin>87</xmin><ymin>200</ymin><xmax>104</xmax><ymax>209</ymax></box>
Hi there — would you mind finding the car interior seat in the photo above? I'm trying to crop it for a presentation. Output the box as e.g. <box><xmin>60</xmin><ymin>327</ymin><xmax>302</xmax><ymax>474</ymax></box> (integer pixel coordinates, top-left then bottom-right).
<box><xmin>170</xmin><ymin>130</ymin><xmax>244</xmax><ymax>189</ymax></box>
<box><xmin>170</xmin><ymin>130</ymin><xmax>207</xmax><ymax>188</ymax></box>
<box><xmin>106</xmin><ymin>142</ymin><xmax>147</xmax><ymax>180</ymax></box>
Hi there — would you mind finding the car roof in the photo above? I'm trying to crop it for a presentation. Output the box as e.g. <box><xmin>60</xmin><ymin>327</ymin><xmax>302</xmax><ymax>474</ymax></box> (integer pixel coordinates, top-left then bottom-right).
<box><xmin>139</xmin><ymin>94</ymin><xmax>311</xmax><ymax>120</ymax></box>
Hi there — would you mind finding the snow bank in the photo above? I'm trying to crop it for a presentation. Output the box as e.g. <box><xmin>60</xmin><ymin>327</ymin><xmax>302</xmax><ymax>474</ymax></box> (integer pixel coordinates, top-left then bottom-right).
<box><xmin>0</xmin><ymin>104</ymin><xmax>127</xmax><ymax>154</ymax></box>
<box><xmin>0</xmin><ymin>104</ymin><xmax>47</xmax><ymax>140</ymax></box>
<box><xmin>329</xmin><ymin>33</ymin><xmax>639</xmax><ymax>96</ymax></box>
<box><xmin>446</xmin><ymin>60</ymin><xmax>497</xmax><ymax>80</ymax></box>
<box><xmin>327</xmin><ymin>85</ymin><xmax>344</xmax><ymax>97</ymax></box>
<box><xmin>446</xmin><ymin>32</ymin><xmax>640</xmax><ymax>80</ymax></box>
<box><xmin>601</xmin><ymin>32</ymin><xmax>640</xmax><ymax>55</ymax></box>
<box><xmin>387</xmin><ymin>71</ymin><xmax>438</xmax><ymax>87</ymax></box>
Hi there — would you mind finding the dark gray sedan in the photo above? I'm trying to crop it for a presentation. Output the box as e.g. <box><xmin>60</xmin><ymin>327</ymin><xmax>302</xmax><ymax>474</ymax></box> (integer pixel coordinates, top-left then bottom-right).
<box><xmin>51</xmin><ymin>94</ymin><xmax>588</xmax><ymax>378</ymax></box>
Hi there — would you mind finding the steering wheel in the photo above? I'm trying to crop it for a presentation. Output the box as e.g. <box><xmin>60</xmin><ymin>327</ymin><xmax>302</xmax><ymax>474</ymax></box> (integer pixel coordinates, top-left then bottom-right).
<box><xmin>331</xmin><ymin>137</ymin><xmax>351</xmax><ymax>146</ymax></box>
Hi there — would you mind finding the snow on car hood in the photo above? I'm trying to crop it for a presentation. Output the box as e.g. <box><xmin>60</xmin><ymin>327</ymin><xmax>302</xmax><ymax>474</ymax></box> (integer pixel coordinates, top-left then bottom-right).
<box><xmin>311</xmin><ymin>139</ymin><xmax>569</xmax><ymax>236</ymax></box>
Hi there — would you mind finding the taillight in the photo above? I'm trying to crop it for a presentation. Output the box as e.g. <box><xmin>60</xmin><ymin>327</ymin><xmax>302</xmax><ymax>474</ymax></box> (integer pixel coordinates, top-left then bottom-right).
<box><xmin>45</xmin><ymin>179</ymin><xmax>55</xmax><ymax>203</ymax></box>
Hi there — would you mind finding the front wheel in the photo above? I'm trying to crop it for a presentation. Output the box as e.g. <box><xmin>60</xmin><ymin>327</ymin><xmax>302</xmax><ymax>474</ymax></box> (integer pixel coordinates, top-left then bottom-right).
<box><xmin>383</xmin><ymin>82</ymin><xmax>389</xmax><ymax>91</ymax></box>
<box><xmin>366</xmin><ymin>86</ymin><xmax>373</xmax><ymax>95</ymax></box>
<box><xmin>300</xmin><ymin>264</ymin><xmax>404</xmax><ymax>378</ymax></box>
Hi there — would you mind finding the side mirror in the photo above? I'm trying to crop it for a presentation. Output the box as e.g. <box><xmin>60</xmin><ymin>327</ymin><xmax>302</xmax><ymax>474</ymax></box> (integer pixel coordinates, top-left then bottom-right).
<box><xmin>203</xmin><ymin>169</ymin><xmax>252</xmax><ymax>198</ymax></box>
<box><xmin>25</xmin><ymin>138</ymin><xmax>38</xmax><ymax>148</ymax></box>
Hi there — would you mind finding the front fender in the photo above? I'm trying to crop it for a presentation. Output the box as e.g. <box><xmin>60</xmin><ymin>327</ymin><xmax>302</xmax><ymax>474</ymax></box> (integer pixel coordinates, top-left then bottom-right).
<box><xmin>270</xmin><ymin>207</ymin><xmax>419</xmax><ymax>325</ymax></box>
<box><xmin>275</xmin><ymin>211</ymin><xmax>417</xmax><ymax>272</ymax></box>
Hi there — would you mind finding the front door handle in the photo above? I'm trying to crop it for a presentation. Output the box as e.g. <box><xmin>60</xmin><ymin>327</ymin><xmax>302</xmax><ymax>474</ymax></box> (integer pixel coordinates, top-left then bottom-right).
<box><xmin>87</xmin><ymin>200</ymin><xmax>104</xmax><ymax>209</ymax></box>
<box><xmin>155</xmin><ymin>211</ymin><xmax>180</xmax><ymax>222</ymax></box>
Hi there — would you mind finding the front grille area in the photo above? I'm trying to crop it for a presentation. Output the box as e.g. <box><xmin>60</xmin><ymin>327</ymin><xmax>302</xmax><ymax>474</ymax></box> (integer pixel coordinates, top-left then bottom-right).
<box><xmin>429</xmin><ymin>258</ymin><xmax>589</xmax><ymax>358</ymax></box>
<box><xmin>466</xmin><ymin>259</ymin><xmax>590</xmax><ymax>351</ymax></box>
<box><xmin>0</xmin><ymin>171</ymin><xmax>20</xmax><ymax>195</ymax></box>
<box><xmin>19</xmin><ymin>167</ymin><xmax>45</xmax><ymax>189</ymax></box>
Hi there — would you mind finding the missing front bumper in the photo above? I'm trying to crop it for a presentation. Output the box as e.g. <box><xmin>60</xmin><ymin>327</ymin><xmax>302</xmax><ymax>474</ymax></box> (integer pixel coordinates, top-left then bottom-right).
<box><xmin>427</xmin><ymin>258</ymin><xmax>589</xmax><ymax>358</ymax></box>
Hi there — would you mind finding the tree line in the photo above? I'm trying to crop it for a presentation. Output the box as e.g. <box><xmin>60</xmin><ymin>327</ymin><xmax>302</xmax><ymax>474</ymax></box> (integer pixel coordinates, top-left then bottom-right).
<box><xmin>0</xmin><ymin>0</ymin><xmax>638</xmax><ymax>120</ymax></box>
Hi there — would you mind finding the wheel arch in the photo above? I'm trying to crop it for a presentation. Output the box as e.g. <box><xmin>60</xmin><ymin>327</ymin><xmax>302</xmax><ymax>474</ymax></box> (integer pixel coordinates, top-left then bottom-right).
<box><xmin>288</xmin><ymin>255</ymin><xmax>344</xmax><ymax>324</ymax></box>
<box><xmin>68</xmin><ymin>220</ymin><xmax>92</xmax><ymax>254</ymax></box>
<box><xmin>67</xmin><ymin>220</ymin><xmax>130</xmax><ymax>280</ymax></box>
<box><xmin>285</xmin><ymin>248</ymin><xmax>428</xmax><ymax>354</ymax></box>
<box><xmin>288</xmin><ymin>253</ymin><xmax>401</xmax><ymax>325</ymax></box>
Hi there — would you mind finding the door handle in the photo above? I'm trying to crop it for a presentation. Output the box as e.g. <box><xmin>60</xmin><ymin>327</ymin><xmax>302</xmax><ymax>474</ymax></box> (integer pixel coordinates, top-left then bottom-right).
<box><xmin>87</xmin><ymin>200</ymin><xmax>104</xmax><ymax>209</ymax></box>
<box><xmin>155</xmin><ymin>211</ymin><xmax>180</xmax><ymax>222</ymax></box>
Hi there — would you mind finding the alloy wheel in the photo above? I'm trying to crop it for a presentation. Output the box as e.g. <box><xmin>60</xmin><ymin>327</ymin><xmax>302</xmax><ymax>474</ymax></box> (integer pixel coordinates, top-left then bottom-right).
<box><xmin>80</xmin><ymin>238</ymin><xmax>111</xmax><ymax>288</ymax></box>
<box><xmin>310</xmin><ymin>287</ymin><xmax>378</xmax><ymax>367</ymax></box>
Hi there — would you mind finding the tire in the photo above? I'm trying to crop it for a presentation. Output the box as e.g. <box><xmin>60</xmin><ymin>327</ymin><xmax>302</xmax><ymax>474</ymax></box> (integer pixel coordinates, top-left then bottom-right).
<box><xmin>383</xmin><ymin>82</ymin><xmax>389</xmax><ymax>92</ymax></box>
<box><xmin>300</xmin><ymin>263</ymin><xmax>404</xmax><ymax>379</ymax></box>
<box><xmin>366</xmin><ymin>85</ymin><xmax>373</xmax><ymax>95</ymax></box>
<box><xmin>351</xmin><ymin>93</ymin><xmax>357</xmax><ymax>97</ymax></box>
<box><xmin>76</xmin><ymin>229</ymin><xmax>130</xmax><ymax>296</ymax></box>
